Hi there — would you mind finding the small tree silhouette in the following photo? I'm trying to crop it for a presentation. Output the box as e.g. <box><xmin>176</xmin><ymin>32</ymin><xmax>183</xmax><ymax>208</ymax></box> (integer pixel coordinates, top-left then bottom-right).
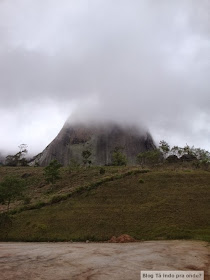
<box><xmin>5</xmin><ymin>144</ymin><xmax>28</xmax><ymax>166</ymax></box>
<box><xmin>112</xmin><ymin>148</ymin><xmax>127</xmax><ymax>166</ymax></box>
<box><xmin>0</xmin><ymin>176</ymin><xmax>26</xmax><ymax>211</ymax></box>
<box><xmin>44</xmin><ymin>160</ymin><xmax>62</xmax><ymax>184</ymax></box>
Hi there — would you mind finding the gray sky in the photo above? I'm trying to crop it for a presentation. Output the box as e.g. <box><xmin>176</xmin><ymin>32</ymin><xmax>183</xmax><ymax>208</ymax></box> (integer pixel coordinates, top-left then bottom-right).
<box><xmin>0</xmin><ymin>0</ymin><xmax>210</xmax><ymax>155</ymax></box>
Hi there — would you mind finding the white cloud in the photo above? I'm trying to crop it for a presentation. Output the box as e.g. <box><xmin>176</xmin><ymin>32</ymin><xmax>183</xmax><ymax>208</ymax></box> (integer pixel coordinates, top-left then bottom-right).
<box><xmin>0</xmin><ymin>0</ymin><xmax>210</xmax><ymax>154</ymax></box>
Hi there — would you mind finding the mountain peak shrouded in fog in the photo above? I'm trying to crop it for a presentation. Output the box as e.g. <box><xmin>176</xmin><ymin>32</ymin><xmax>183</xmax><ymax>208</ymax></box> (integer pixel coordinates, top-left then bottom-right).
<box><xmin>0</xmin><ymin>1</ymin><xmax>210</xmax><ymax>154</ymax></box>
<box><xmin>31</xmin><ymin>120</ymin><xmax>156</xmax><ymax>166</ymax></box>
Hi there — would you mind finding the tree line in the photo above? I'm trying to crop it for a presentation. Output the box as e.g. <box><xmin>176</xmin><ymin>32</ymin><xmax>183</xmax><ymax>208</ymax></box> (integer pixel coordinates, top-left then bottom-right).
<box><xmin>137</xmin><ymin>140</ymin><xmax>210</xmax><ymax>168</ymax></box>
<box><xmin>2</xmin><ymin>140</ymin><xmax>210</xmax><ymax>168</ymax></box>
<box><xmin>0</xmin><ymin>140</ymin><xmax>210</xmax><ymax>213</ymax></box>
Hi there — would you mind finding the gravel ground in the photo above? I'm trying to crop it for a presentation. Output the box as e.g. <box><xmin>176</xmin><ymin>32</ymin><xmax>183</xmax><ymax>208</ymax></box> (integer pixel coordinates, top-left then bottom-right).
<box><xmin>0</xmin><ymin>241</ymin><xmax>209</xmax><ymax>280</ymax></box>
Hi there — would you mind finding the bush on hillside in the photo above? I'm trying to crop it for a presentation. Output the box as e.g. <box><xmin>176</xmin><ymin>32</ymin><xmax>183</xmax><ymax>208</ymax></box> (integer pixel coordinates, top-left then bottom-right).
<box><xmin>112</xmin><ymin>148</ymin><xmax>127</xmax><ymax>166</ymax></box>
<box><xmin>44</xmin><ymin>160</ymin><xmax>62</xmax><ymax>184</ymax></box>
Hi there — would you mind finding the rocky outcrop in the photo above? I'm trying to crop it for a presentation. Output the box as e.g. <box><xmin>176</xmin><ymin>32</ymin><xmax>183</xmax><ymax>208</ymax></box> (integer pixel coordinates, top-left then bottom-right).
<box><xmin>31</xmin><ymin>121</ymin><xmax>156</xmax><ymax>166</ymax></box>
<box><xmin>166</xmin><ymin>155</ymin><xmax>179</xmax><ymax>163</ymax></box>
<box><xmin>180</xmin><ymin>154</ymin><xmax>197</xmax><ymax>162</ymax></box>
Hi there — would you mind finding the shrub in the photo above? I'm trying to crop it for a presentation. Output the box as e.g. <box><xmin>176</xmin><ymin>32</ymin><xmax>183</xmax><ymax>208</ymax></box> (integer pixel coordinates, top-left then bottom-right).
<box><xmin>138</xmin><ymin>169</ymin><xmax>150</xmax><ymax>173</ymax></box>
<box><xmin>50</xmin><ymin>195</ymin><xmax>65</xmax><ymax>204</ymax></box>
<box><xmin>114</xmin><ymin>174</ymin><xmax>124</xmax><ymax>179</ymax></box>
<box><xmin>75</xmin><ymin>186</ymin><xmax>86</xmax><ymax>194</ymax></box>
<box><xmin>23</xmin><ymin>197</ymin><xmax>31</xmax><ymax>205</ymax></box>
<box><xmin>44</xmin><ymin>160</ymin><xmax>62</xmax><ymax>184</ymax></box>
<box><xmin>33</xmin><ymin>201</ymin><xmax>46</xmax><ymax>209</ymax></box>
<box><xmin>112</xmin><ymin>148</ymin><xmax>127</xmax><ymax>166</ymax></box>
<box><xmin>99</xmin><ymin>167</ymin><xmax>105</xmax><ymax>175</ymax></box>
<box><xmin>67</xmin><ymin>158</ymin><xmax>80</xmax><ymax>173</ymax></box>
<box><xmin>139</xmin><ymin>179</ymin><xmax>144</xmax><ymax>184</ymax></box>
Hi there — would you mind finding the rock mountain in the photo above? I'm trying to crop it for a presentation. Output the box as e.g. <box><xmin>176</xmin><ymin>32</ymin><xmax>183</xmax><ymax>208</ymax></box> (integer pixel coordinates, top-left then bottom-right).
<box><xmin>31</xmin><ymin>121</ymin><xmax>156</xmax><ymax>166</ymax></box>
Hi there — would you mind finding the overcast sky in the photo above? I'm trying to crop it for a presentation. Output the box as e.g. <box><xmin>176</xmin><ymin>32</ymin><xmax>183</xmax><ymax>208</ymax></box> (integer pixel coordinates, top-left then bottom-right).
<box><xmin>0</xmin><ymin>0</ymin><xmax>210</xmax><ymax>156</ymax></box>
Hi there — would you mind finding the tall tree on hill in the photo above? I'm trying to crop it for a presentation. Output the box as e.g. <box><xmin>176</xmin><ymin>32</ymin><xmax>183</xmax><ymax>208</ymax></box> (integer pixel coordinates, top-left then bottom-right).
<box><xmin>0</xmin><ymin>176</ymin><xmax>26</xmax><ymax>211</ymax></box>
<box><xmin>159</xmin><ymin>140</ymin><xmax>170</xmax><ymax>159</ymax></box>
<box><xmin>5</xmin><ymin>144</ymin><xmax>28</xmax><ymax>166</ymax></box>
<box><xmin>137</xmin><ymin>149</ymin><xmax>162</xmax><ymax>167</ymax></box>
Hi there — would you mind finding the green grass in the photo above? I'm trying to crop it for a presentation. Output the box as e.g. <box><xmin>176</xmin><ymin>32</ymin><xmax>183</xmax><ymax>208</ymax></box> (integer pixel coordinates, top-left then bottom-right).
<box><xmin>0</xmin><ymin>165</ymin><xmax>133</xmax><ymax>211</ymax></box>
<box><xmin>0</xmin><ymin>168</ymin><xmax>209</xmax><ymax>242</ymax></box>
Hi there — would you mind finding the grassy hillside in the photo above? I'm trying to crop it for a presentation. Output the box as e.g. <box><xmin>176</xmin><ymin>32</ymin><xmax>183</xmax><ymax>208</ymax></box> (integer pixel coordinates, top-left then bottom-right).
<box><xmin>0</xmin><ymin>165</ymin><xmax>131</xmax><ymax>212</ymax></box>
<box><xmin>0</xmin><ymin>165</ymin><xmax>209</xmax><ymax>242</ymax></box>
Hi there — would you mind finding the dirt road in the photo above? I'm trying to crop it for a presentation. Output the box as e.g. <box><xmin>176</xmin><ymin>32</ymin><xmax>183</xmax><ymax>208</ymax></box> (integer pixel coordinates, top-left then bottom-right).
<box><xmin>0</xmin><ymin>241</ymin><xmax>209</xmax><ymax>280</ymax></box>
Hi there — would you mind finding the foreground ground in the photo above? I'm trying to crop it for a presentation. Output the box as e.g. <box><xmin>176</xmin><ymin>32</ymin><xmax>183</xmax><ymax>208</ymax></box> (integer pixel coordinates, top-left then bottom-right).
<box><xmin>0</xmin><ymin>241</ymin><xmax>209</xmax><ymax>280</ymax></box>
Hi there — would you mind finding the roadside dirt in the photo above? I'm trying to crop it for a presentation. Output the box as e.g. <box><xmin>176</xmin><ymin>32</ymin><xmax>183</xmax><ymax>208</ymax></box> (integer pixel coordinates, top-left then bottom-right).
<box><xmin>0</xmin><ymin>240</ymin><xmax>209</xmax><ymax>280</ymax></box>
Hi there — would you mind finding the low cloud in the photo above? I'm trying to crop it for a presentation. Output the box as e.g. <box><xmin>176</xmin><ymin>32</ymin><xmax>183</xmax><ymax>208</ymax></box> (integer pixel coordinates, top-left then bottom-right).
<box><xmin>0</xmin><ymin>0</ymin><xmax>210</xmax><ymax>154</ymax></box>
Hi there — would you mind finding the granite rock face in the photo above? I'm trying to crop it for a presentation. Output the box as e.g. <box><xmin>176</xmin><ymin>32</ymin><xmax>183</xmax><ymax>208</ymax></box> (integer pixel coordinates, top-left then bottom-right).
<box><xmin>31</xmin><ymin>122</ymin><xmax>156</xmax><ymax>166</ymax></box>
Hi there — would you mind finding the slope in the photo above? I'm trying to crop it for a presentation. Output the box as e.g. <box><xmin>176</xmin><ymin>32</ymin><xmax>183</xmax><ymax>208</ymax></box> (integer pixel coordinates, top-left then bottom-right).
<box><xmin>0</xmin><ymin>168</ymin><xmax>209</xmax><ymax>242</ymax></box>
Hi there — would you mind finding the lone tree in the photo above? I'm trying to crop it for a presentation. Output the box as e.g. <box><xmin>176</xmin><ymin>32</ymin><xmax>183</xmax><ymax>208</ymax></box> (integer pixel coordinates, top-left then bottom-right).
<box><xmin>159</xmin><ymin>140</ymin><xmax>170</xmax><ymax>159</ymax></box>
<box><xmin>44</xmin><ymin>160</ymin><xmax>62</xmax><ymax>184</ymax></box>
<box><xmin>137</xmin><ymin>151</ymin><xmax>147</xmax><ymax>168</ymax></box>
<box><xmin>0</xmin><ymin>176</ymin><xmax>26</xmax><ymax>211</ymax></box>
<box><xmin>112</xmin><ymin>147</ymin><xmax>127</xmax><ymax>166</ymax></box>
<box><xmin>82</xmin><ymin>150</ymin><xmax>92</xmax><ymax>167</ymax></box>
<box><xmin>5</xmin><ymin>144</ymin><xmax>28</xmax><ymax>166</ymax></box>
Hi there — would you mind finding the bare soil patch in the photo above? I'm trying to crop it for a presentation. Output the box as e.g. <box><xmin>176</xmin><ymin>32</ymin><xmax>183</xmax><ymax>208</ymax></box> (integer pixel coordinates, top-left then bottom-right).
<box><xmin>0</xmin><ymin>241</ymin><xmax>209</xmax><ymax>280</ymax></box>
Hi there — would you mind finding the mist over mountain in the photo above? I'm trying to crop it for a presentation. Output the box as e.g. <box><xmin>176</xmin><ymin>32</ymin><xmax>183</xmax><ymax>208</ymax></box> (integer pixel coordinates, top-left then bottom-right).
<box><xmin>0</xmin><ymin>0</ymin><xmax>210</xmax><ymax>154</ymax></box>
<box><xmin>31</xmin><ymin>120</ymin><xmax>155</xmax><ymax>166</ymax></box>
